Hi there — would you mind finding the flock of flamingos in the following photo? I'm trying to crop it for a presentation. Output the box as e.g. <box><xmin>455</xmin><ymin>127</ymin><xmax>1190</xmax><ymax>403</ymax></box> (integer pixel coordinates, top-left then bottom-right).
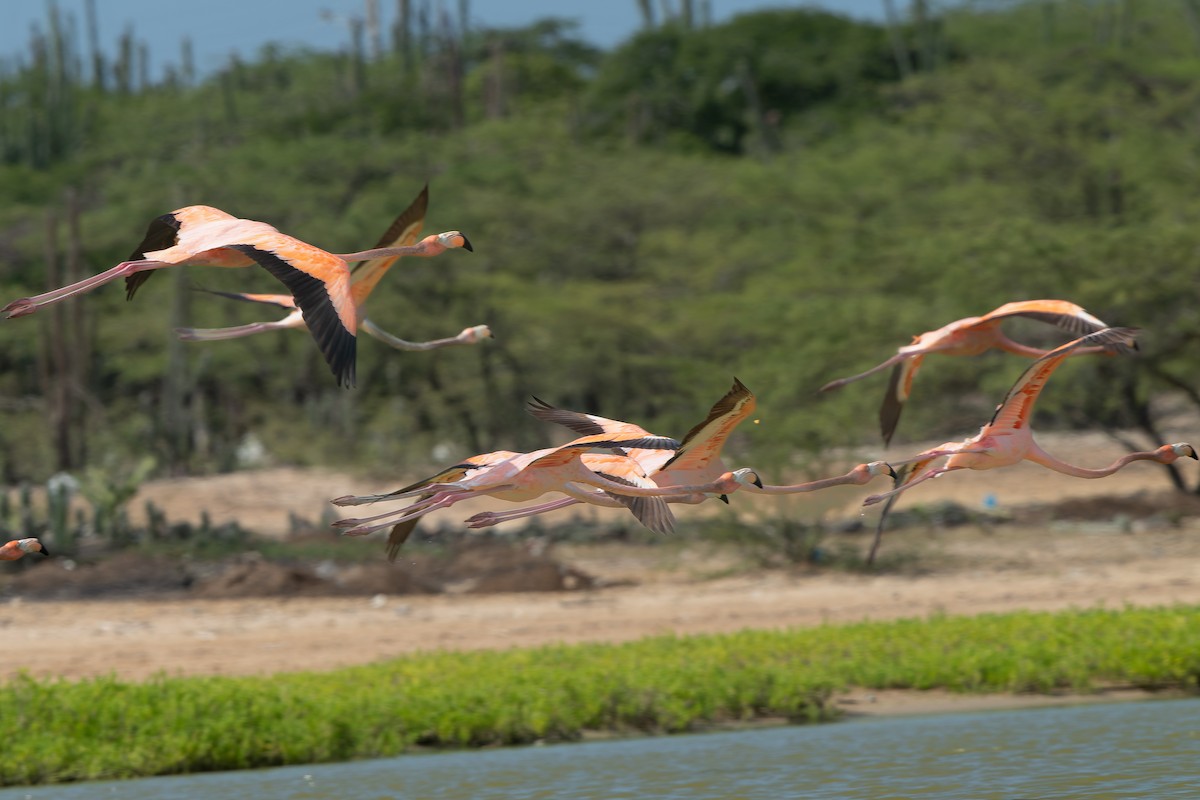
<box><xmin>1</xmin><ymin>186</ymin><xmax>1195</xmax><ymax>567</ymax></box>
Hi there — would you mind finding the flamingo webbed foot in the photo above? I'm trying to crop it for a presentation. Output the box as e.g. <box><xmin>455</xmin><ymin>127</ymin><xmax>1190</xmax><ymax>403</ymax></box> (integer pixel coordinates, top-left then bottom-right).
<box><xmin>464</xmin><ymin>512</ymin><xmax>501</xmax><ymax>528</ymax></box>
<box><xmin>331</xmin><ymin>495</ymin><xmax>380</xmax><ymax>507</ymax></box>
<box><xmin>1</xmin><ymin>298</ymin><xmax>36</xmax><ymax>319</ymax></box>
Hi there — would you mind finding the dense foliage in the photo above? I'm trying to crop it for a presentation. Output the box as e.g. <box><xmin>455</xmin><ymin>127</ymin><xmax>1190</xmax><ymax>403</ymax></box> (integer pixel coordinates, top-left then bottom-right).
<box><xmin>1</xmin><ymin>1</ymin><xmax>1199</xmax><ymax>496</ymax></box>
<box><xmin>3</xmin><ymin>603</ymin><xmax>1198</xmax><ymax>785</ymax></box>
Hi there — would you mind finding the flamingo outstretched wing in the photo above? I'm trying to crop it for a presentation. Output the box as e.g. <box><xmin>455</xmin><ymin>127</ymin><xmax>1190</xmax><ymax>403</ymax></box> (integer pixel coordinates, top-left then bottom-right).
<box><xmin>586</xmin><ymin>470</ymin><xmax>676</xmax><ymax>534</ymax></box>
<box><xmin>879</xmin><ymin>354</ymin><xmax>926</xmax><ymax>447</ymax></box>
<box><xmin>526</xmin><ymin>397</ymin><xmax>674</xmax><ymax>458</ymax></box>
<box><xmin>660</xmin><ymin>378</ymin><xmax>757</xmax><ymax>472</ymax></box>
<box><xmin>124</xmin><ymin>206</ymin><xmax>243</xmax><ymax>300</ymax></box>
<box><xmin>225</xmin><ymin>241</ymin><xmax>357</xmax><ymax>387</ymax></box>
<box><xmin>867</xmin><ymin>454</ymin><xmax>942</xmax><ymax>565</ymax></box>
<box><xmin>195</xmin><ymin>288</ymin><xmax>298</xmax><ymax>310</ymax></box>
<box><xmin>875</xmin><ymin>300</ymin><xmax>1129</xmax><ymax>446</ymax></box>
<box><xmin>989</xmin><ymin>327</ymin><xmax>1139</xmax><ymax>432</ymax></box>
<box><xmin>977</xmin><ymin>299</ymin><xmax>1125</xmax><ymax>343</ymax></box>
<box><xmin>348</xmin><ymin>184</ymin><xmax>428</xmax><ymax>298</ymax></box>
<box><xmin>525</xmin><ymin>433</ymin><xmax>681</xmax><ymax>470</ymax></box>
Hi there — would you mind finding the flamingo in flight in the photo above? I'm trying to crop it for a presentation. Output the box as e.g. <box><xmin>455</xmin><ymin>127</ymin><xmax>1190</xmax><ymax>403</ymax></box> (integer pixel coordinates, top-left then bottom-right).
<box><xmin>379</xmin><ymin>379</ymin><xmax>761</xmax><ymax>556</ymax></box>
<box><xmin>0</xmin><ymin>537</ymin><xmax>50</xmax><ymax>561</ymax></box>
<box><xmin>861</xmin><ymin>327</ymin><xmax>1196</xmax><ymax>564</ymax></box>
<box><xmin>465</xmin><ymin>379</ymin><xmax>896</xmax><ymax>530</ymax></box>
<box><xmin>371</xmin><ymin>450</ymin><xmax>690</xmax><ymax>562</ymax></box>
<box><xmin>463</xmin><ymin>378</ymin><xmax>761</xmax><ymax>529</ymax></box>
<box><xmin>1</xmin><ymin>202</ymin><xmax>472</xmax><ymax>387</ymax></box>
<box><xmin>820</xmin><ymin>300</ymin><xmax>1133</xmax><ymax>446</ymax></box>
<box><xmin>331</xmin><ymin>430</ymin><xmax>762</xmax><ymax>541</ymax></box>
<box><xmin>175</xmin><ymin>185</ymin><xmax>490</xmax><ymax>354</ymax></box>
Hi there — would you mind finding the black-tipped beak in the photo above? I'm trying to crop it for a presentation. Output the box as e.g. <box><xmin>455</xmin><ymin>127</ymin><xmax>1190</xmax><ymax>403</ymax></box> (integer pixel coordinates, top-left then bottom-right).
<box><xmin>461</xmin><ymin>235</ymin><xmax>474</xmax><ymax>252</ymax></box>
<box><xmin>717</xmin><ymin>494</ymin><xmax>730</xmax><ymax>504</ymax></box>
<box><xmin>1188</xmin><ymin>447</ymin><xmax>1198</xmax><ymax>460</ymax></box>
<box><xmin>38</xmin><ymin>544</ymin><xmax>50</xmax><ymax>557</ymax></box>
<box><xmin>752</xmin><ymin>475</ymin><xmax>763</xmax><ymax>488</ymax></box>
<box><xmin>885</xmin><ymin>465</ymin><xmax>897</xmax><ymax>479</ymax></box>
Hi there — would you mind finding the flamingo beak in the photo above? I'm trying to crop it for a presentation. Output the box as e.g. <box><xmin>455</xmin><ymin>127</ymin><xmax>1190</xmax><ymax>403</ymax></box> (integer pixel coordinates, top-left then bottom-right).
<box><xmin>1187</xmin><ymin>445</ymin><xmax>1198</xmax><ymax>460</ymax></box>
<box><xmin>885</xmin><ymin>464</ymin><xmax>897</xmax><ymax>479</ymax></box>
<box><xmin>751</xmin><ymin>474</ymin><xmax>763</xmax><ymax>488</ymax></box>
<box><xmin>38</xmin><ymin>544</ymin><xmax>49</xmax><ymax>557</ymax></box>
<box><xmin>717</xmin><ymin>494</ymin><xmax>730</xmax><ymax>504</ymax></box>
<box><xmin>460</xmin><ymin>235</ymin><xmax>474</xmax><ymax>252</ymax></box>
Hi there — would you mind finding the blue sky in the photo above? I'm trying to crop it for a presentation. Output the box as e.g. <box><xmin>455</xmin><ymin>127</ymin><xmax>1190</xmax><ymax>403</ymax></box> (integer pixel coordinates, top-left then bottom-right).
<box><xmin>2</xmin><ymin>1</ymin><xmax>887</xmax><ymax>77</ymax></box>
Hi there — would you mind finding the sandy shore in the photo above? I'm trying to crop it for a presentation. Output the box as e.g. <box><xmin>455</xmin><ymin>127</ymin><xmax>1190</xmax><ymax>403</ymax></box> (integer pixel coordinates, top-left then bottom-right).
<box><xmin>4</xmin><ymin>522</ymin><xmax>1199</xmax><ymax>683</ymax></box>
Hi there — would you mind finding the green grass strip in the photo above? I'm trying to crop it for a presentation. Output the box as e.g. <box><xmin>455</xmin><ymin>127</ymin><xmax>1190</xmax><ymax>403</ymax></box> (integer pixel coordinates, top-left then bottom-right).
<box><xmin>3</xmin><ymin>604</ymin><xmax>1200</xmax><ymax>786</ymax></box>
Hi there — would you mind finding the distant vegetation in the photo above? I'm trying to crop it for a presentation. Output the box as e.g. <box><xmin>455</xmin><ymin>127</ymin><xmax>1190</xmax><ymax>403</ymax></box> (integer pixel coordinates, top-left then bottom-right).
<box><xmin>2</xmin><ymin>0</ymin><xmax>1200</xmax><ymax>500</ymax></box>
<box><xmin>3</xmin><ymin>603</ymin><xmax>1198</xmax><ymax>785</ymax></box>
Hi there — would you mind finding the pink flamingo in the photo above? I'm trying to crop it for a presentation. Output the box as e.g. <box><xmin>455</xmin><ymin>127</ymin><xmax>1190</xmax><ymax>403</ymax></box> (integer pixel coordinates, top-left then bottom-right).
<box><xmin>820</xmin><ymin>299</ymin><xmax>1132</xmax><ymax>445</ymax></box>
<box><xmin>373</xmin><ymin>450</ymin><xmax>681</xmax><ymax>562</ymax></box>
<box><xmin>331</xmin><ymin>431</ymin><xmax>762</xmax><ymax>539</ymax></box>
<box><xmin>464</xmin><ymin>460</ymin><xmax>895</xmax><ymax>529</ymax></box>
<box><xmin>465</xmin><ymin>380</ymin><xmax>895</xmax><ymax>529</ymax></box>
<box><xmin>861</xmin><ymin>327</ymin><xmax>1195</xmax><ymax>564</ymax></box>
<box><xmin>0</xmin><ymin>537</ymin><xmax>50</xmax><ymax>561</ymax></box>
<box><xmin>174</xmin><ymin>185</ymin><xmax>489</xmax><ymax>353</ymax></box>
<box><xmin>460</xmin><ymin>379</ymin><xmax>761</xmax><ymax>528</ymax></box>
<box><xmin>1</xmin><ymin>203</ymin><xmax>471</xmax><ymax>387</ymax></box>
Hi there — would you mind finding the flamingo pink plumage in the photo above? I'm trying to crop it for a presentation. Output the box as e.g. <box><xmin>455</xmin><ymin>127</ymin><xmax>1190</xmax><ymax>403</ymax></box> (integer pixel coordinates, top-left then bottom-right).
<box><xmin>1</xmin><ymin>202</ymin><xmax>472</xmax><ymax>387</ymax></box>
<box><xmin>466</xmin><ymin>381</ymin><xmax>895</xmax><ymax>530</ymax></box>
<box><xmin>820</xmin><ymin>299</ymin><xmax>1132</xmax><ymax>446</ymax></box>
<box><xmin>331</xmin><ymin>430</ymin><xmax>761</xmax><ymax>541</ymax></box>
<box><xmin>861</xmin><ymin>327</ymin><xmax>1195</xmax><ymax>564</ymax></box>
<box><xmin>174</xmin><ymin>186</ymin><xmax>487</xmax><ymax>354</ymax></box>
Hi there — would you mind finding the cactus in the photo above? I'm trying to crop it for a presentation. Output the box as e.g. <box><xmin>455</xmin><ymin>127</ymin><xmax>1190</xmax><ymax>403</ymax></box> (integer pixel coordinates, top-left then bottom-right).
<box><xmin>45</xmin><ymin>471</ymin><xmax>77</xmax><ymax>555</ymax></box>
<box><xmin>19</xmin><ymin>484</ymin><xmax>35</xmax><ymax>538</ymax></box>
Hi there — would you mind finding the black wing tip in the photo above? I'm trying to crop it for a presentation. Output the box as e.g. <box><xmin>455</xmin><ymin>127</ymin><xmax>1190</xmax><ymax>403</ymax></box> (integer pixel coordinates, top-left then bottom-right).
<box><xmin>235</xmin><ymin>243</ymin><xmax>358</xmax><ymax>388</ymax></box>
<box><xmin>124</xmin><ymin>212</ymin><xmax>182</xmax><ymax>300</ymax></box>
<box><xmin>334</xmin><ymin>335</ymin><xmax>358</xmax><ymax>388</ymax></box>
<box><xmin>386</xmin><ymin>518</ymin><xmax>421</xmax><ymax>562</ymax></box>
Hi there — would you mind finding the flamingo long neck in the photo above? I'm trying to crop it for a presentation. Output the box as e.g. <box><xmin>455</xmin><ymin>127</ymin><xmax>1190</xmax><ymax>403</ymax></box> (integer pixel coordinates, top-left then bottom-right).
<box><xmin>749</xmin><ymin>470</ymin><xmax>864</xmax><ymax>495</ymax></box>
<box><xmin>1023</xmin><ymin>440</ymin><xmax>1161</xmax><ymax>478</ymax></box>
<box><xmin>348</xmin><ymin>260</ymin><xmax>398</xmax><ymax>304</ymax></box>
<box><xmin>337</xmin><ymin>240</ymin><xmax>439</xmax><ymax>262</ymax></box>
<box><xmin>821</xmin><ymin>353</ymin><xmax>906</xmax><ymax>390</ymax></box>
<box><xmin>585</xmin><ymin>470</ymin><xmax>727</xmax><ymax>497</ymax></box>
<box><xmin>992</xmin><ymin>333</ymin><xmax>1055</xmax><ymax>359</ymax></box>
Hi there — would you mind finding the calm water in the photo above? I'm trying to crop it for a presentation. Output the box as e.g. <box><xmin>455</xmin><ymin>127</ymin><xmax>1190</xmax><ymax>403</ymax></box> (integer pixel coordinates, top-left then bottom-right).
<box><xmin>5</xmin><ymin>697</ymin><xmax>1199</xmax><ymax>800</ymax></box>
